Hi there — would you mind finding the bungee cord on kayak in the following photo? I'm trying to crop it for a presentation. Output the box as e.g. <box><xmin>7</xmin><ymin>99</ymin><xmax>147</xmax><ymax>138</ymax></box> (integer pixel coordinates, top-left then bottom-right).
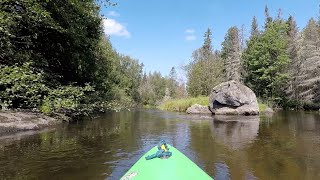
<box><xmin>145</xmin><ymin>140</ymin><xmax>172</xmax><ymax>160</ymax></box>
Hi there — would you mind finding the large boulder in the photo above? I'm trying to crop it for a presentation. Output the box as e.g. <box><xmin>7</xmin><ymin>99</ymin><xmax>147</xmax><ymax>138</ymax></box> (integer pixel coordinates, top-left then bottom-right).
<box><xmin>209</xmin><ymin>81</ymin><xmax>259</xmax><ymax>115</ymax></box>
<box><xmin>186</xmin><ymin>104</ymin><xmax>211</xmax><ymax>114</ymax></box>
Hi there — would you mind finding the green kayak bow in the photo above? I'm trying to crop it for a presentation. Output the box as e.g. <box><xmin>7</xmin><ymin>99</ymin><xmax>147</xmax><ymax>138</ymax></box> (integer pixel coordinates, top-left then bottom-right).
<box><xmin>121</xmin><ymin>144</ymin><xmax>213</xmax><ymax>180</ymax></box>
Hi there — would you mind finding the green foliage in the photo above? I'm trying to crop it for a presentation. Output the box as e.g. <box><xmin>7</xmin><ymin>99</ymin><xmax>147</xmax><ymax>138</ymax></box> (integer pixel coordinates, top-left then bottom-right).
<box><xmin>221</xmin><ymin>26</ymin><xmax>241</xmax><ymax>81</ymax></box>
<box><xmin>114</xmin><ymin>55</ymin><xmax>143</xmax><ymax>102</ymax></box>
<box><xmin>281</xmin><ymin>98</ymin><xmax>303</xmax><ymax>110</ymax></box>
<box><xmin>159</xmin><ymin>96</ymin><xmax>209</xmax><ymax>112</ymax></box>
<box><xmin>186</xmin><ymin>29</ymin><xmax>224</xmax><ymax>97</ymax></box>
<box><xmin>0</xmin><ymin>0</ymin><xmax>146</xmax><ymax>115</ymax></box>
<box><xmin>242</xmin><ymin>19</ymin><xmax>290</xmax><ymax>104</ymax></box>
<box><xmin>139</xmin><ymin>72</ymin><xmax>167</xmax><ymax>106</ymax></box>
<box><xmin>251</xmin><ymin>16</ymin><xmax>260</xmax><ymax>37</ymax></box>
<box><xmin>167</xmin><ymin>67</ymin><xmax>178</xmax><ymax>98</ymax></box>
<box><xmin>41</xmin><ymin>84</ymin><xmax>95</xmax><ymax>116</ymax></box>
<box><xmin>0</xmin><ymin>63</ymin><xmax>48</xmax><ymax>109</ymax></box>
<box><xmin>0</xmin><ymin>0</ymin><xmax>102</xmax><ymax>84</ymax></box>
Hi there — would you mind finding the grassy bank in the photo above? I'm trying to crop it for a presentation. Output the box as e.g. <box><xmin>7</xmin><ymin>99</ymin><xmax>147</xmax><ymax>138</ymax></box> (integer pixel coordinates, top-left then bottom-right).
<box><xmin>159</xmin><ymin>96</ymin><xmax>270</xmax><ymax>114</ymax></box>
<box><xmin>158</xmin><ymin>96</ymin><xmax>209</xmax><ymax>112</ymax></box>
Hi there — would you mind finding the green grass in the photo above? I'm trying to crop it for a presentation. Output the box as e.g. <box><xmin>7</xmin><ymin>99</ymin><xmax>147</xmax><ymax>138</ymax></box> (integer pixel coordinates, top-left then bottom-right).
<box><xmin>158</xmin><ymin>96</ymin><xmax>209</xmax><ymax>112</ymax></box>
<box><xmin>257</xmin><ymin>98</ymin><xmax>270</xmax><ymax>113</ymax></box>
<box><xmin>159</xmin><ymin>97</ymin><xmax>270</xmax><ymax>113</ymax></box>
<box><xmin>258</xmin><ymin>102</ymin><xmax>268</xmax><ymax>113</ymax></box>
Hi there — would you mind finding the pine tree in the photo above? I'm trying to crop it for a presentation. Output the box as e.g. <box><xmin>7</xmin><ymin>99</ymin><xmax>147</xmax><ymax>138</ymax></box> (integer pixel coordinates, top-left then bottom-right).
<box><xmin>295</xmin><ymin>18</ymin><xmax>320</xmax><ymax>103</ymax></box>
<box><xmin>242</xmin><ymin>20</ymin><xmax>290</xmax><ymax>102</ymax></box>
<box><xmin>251</xmin><ymin>16</ymin><xmax>259</xmax><ymax>37</ymax></box>
<box><xmin>168</xmin><ymin>67</ymin><xmax>178</xmax><ymax>98</ymax></box>
<box><xmin>186</xmin><ymin>29</ymin><xmax>224</xmax><ymax>96</ymax></box>
<box><xmin>202</xmin><ymin>28</ymin><xmax>213</xmax><ymax>59</ymax></box>
<box><xmin>221</xmin><ymin>26</ymin><xmax>241</xmax><ymax>81</ymax></box>
<box><xmin>264</xmin><ymin>5</ymin><xmax>273</xmax><ymax>28</ymax></box>
<box><xmin>285</xmin><ymin>15</ymin><xmax>301</xmax><ymax>100</ymax></box>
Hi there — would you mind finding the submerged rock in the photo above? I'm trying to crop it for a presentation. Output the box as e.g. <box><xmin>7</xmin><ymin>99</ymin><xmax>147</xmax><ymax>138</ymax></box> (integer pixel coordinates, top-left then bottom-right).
<box><xmin>264</xmin><ymin>107</ymin><xmax>274</xmax><ymax>114</ymax></box>
<box><xmin>186</xmin><ymin>104</ymin><xmax>211</xmax><ymax>114</ymax></box>
<box><xmin>209</xmin><ymin>81</ymin><xmax>259</xmax><ymax>115</ymax></box>
<box><xmin>0</xmin><ymin>111</ymin><xmax>61</xmax><ymax>135</ymax></box>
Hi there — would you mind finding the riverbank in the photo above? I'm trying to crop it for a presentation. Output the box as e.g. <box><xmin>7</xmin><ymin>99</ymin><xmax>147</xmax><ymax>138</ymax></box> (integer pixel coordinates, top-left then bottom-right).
<box><xmin>158</xmin><ymin>96</ymin><xmax>208</xmax><ymax>112</ymax></box>
<box><xmin>0</xmin><ymin>111</ymin><xmax>65</xmax><ymax>136</ymax></box>
<box><xmin>159</xmin><ymin>96</ymin><xmax>269</xmax><ymax>114</ymax></box>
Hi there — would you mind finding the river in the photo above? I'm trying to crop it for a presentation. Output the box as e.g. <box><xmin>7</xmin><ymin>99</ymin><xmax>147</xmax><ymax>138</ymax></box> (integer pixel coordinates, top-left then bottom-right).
<box><xmin>0</xmin><ymin>109</ymin><xmax>319</xmax><ymax>180</ymax></box>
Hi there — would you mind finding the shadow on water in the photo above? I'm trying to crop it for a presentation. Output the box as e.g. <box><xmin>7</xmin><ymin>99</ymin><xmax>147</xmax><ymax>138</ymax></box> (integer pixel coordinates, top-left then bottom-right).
<box><xmin>0</xmin><ymin>110</ymin><xmax>319</xmax><ymax>179</ymax></box>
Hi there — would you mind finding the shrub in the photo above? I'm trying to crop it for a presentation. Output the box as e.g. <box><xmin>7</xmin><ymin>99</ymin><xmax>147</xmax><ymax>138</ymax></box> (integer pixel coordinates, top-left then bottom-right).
<box><xmin>0</xmin><ymin>63</ymin><xmax>49</xmax><ymax>110</ymax></box>
<box><xmin>40</xmin><ymin>84</ymin><xmax>95</xmax><ymax>116</ymax></box>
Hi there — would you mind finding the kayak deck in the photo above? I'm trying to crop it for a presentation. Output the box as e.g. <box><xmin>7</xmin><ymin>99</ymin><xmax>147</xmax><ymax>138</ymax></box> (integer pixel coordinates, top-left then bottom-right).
<box><xmin>121</xmin><ymin>145</ymin><xmax>213</xmax><ymax>180</ymax></box>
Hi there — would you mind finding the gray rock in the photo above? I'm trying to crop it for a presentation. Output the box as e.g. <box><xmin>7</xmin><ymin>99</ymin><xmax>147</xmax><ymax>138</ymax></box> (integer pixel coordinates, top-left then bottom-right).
<box><xmin>0</xmin><ymin>111</ymin><xmax>60</xmax><ymax>135</ymax></box>
<box><xmin>186</xmin><ymin>104</ymin><xmax>211</xmax><ymax>114</ymax></box>
<box><xmin>209</xmin><ymin>81</ymin><xmax>259</xmax><ymax>115</ymax></box>
<box><xmin>264</xmin><ymin>107</ymin><xmax>274</xmax><ymax>114</ymax></box>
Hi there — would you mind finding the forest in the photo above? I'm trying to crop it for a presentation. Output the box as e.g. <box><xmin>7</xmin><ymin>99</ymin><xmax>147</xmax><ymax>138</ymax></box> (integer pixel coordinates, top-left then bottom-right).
<box><xmin>183</xmin><ymin>6</ymin><xmax>320</xmax><ymax>110</ymax></box>
<box><xmin>0</xmin><ymin>1</ymin><xmax>319</xmax><ymax>117</ymax></box>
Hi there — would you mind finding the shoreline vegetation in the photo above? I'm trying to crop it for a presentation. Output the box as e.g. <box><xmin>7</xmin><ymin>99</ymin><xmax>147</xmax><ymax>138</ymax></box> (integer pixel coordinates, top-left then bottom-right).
<box><xmin>158</xmin><ymin>96</ymin><xmax>208</xmax><ymax>112</ymax></box>
<box><xmin>158</xmin><ymin>97</ymin><xmax>320</xmax><ymax>114</ymax></box>
<box><xmin>158</xmin><ymin>97</ymin><xmax>271</xmax><ymax>114</ymax></box>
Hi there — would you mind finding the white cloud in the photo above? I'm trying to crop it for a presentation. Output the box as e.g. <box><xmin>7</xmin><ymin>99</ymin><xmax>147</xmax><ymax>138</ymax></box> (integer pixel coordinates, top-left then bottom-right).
<box><xmin>185</xmin><ymin>29</ymin><xmax>195</xmax><ymax>34</ymax></box>
<box><xmin>107</xmin><ymin>11</ymin><xmax>120</xmax><ymax>17</ymax></box>
<box><xmin>103</xmin><ymin>18</ymin><xmax>130</xmax><ymax>38</ymax></box>
<box><xmin>185</xmin><ymin>35</ymin><xmax>196</xmax><ymax>41</ymax></box>
<box><xmin>184</xmin><ymin>28</ymin><xmax>196</xmax><ymax>41</ymax></box>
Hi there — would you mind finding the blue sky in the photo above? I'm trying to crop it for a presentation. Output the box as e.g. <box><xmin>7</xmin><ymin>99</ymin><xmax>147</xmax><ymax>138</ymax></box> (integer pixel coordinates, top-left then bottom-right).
<box><xmin>101</xmin><ymin>0</ymin><xmax>319</xmax><ymax>79</ymax></box>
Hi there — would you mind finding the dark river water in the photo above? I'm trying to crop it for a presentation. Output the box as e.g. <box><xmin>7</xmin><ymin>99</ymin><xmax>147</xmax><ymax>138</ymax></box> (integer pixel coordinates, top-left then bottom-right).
<box><xmin>0</xmin><ymin>109</ymin><xmax>320</xmax><ymax>180</ymax></box>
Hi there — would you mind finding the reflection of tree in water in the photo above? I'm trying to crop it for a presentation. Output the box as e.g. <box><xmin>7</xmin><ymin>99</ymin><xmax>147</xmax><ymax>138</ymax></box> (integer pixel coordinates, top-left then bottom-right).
<box><xmin>0</xmin><ymin>111</ymin><xmax>144</xmax><ymax>180</ymax></box>
<box><xmin>0</xmin><ymin>111</ymin><xmax>319</xmax><ymax>179</ymax></box>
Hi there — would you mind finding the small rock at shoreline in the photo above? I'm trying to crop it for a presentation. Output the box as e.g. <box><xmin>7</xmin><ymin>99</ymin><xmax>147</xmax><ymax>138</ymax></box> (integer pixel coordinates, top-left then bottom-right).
<box><xmin>264</xmin><ymin>107</ymin><xmax>274</xmax><ymax>114</ymax></box>
<box><xmin>186</xmin><ymin>104</ymin><xmax>211</xmax><ymax>114</ymax></box>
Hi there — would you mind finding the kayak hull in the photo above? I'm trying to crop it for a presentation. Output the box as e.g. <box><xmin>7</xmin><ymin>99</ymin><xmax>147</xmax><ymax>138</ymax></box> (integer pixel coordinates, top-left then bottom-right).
<box><xmin>121</xmin><ymin>145</ymin><xmax>213</xmax><ymax>180</ymax></box>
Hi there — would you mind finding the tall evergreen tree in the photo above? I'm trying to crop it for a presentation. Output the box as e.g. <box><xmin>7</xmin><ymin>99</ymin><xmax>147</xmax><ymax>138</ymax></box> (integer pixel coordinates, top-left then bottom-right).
<box><xmin>285</xmin><ymin>15</ymin><xmax>301</xmax><ymax>100</ymax></box>
<box><xmin>203</xmin><ymin>28</ymin><xmax>213</xmax><ymax>55</ymax></box>
<box><xmin>264</xmin><ymin>5</ymin><xmax>273</xmax><ymax>28</ymax></box>
<box><xmin>221</xmin><ymin>26</ymin><xmax>241</xmax><ymax>81</ymax></box>
<box><xmin>242</xmin><ymin>19</ymin><xmax>290</xmax><ymax>103</ymax></box>
<box><xmin>168</xmin><ymin>67</ymin><xmax>178</xmax><ymax>98</ymax></box>
<box><xmin>295</xmin><ymin>18</ymin><xmax>320</xmax><ymax>103</ymax></box>
<box><xmin>251</xmin><ymin>16</ymin><xmax>259</xmax><ymax>37</ymax></box>
<box><xmin>186</xmin><ymin>29</ymin><xmax>224</xmax><ymax>96</ymax></box>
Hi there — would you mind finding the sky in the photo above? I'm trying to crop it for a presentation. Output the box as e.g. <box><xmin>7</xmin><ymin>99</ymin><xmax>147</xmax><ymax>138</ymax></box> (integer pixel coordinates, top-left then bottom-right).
<box><xmin>101</xmin><ymin>0</ymin><xmax>319</xmax><ymax>79</ymax></box>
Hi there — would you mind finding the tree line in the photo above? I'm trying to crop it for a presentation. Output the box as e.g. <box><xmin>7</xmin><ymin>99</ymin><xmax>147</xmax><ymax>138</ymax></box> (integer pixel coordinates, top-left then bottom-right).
<box><xmin>0</xmin><ymin>0</ymin><xmax>145</xmax><ymax>115</ymax></box>
<box><xmin>186</xmin><ymin>6</ymin><xmax>320</xmax><ymax>109</ymax></box>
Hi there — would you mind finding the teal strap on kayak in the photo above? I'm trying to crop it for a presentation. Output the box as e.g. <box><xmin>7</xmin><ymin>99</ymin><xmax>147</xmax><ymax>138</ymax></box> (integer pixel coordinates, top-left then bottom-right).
<box><xmin>145</xmin><ymin>140</ymin><xmax>172</xmax><ymax>160</ymax></box>
<box><xmin>145</xmin><ymin>150</ymin><xmax>172</xmax><ymax>160</ymax></box>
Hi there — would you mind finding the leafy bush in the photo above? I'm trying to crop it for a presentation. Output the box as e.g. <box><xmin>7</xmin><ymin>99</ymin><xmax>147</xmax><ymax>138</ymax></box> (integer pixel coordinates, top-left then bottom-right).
<box><xmin>0</xmin><ymin>63</ymin><xmax>48</xmax><ymax>110</ymax></box>
<box><xmin>40</xmin><ymin>84</ymin><xmax>95</xmax><ymax>116</ymax></box>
